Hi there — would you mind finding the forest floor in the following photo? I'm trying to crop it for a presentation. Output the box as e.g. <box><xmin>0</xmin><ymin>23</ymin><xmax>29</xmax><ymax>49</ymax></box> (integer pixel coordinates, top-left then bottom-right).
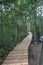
<box><xmin>39</xmin><ymin>44</ymin><xmax>43</xmax><ymax>65</ymax></box>
<box><xmin>29</xmin><ymin>42</ymin><xmax>42</xmax><ymax>65</ymax></box>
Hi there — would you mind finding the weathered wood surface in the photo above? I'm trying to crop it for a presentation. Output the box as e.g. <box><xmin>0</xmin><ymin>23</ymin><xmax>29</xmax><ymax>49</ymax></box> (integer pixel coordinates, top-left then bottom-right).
<box><xmin>2</xmin><ymin>32</ymin><xmax>32</xmax><ymax>65</ymax></box>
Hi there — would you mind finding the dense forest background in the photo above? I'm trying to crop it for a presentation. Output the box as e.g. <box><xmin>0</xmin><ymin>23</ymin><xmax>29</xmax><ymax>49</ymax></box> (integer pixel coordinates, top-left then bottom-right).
<box><xmin>0</xmin><ymin>0</ymin><xmax>43</xmax><ymax>59</ymax></box>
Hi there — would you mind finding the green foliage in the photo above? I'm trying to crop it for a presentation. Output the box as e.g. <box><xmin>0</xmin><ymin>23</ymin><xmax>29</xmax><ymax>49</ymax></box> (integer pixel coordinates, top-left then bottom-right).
<box><xmin>0</xmin><ymin>9</ymin><xmax>27</xmax><ymax>57</ymax></box>
<box><xmin>0</xmin><ymin>0</ymin><xmax>43</xmax><ymax>58</ymax></box>
<box><xmin>0</xmin><ymin>48</ymin><xmax>5</xmax><ymax>57</ymax></box>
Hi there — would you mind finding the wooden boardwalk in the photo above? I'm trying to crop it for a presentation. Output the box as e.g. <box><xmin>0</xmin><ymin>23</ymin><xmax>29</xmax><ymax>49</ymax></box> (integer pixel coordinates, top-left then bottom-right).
<box><xmin>2</xmin><ymin>32</ymin><xmax>32</xmax><ymax>65</ymax></box>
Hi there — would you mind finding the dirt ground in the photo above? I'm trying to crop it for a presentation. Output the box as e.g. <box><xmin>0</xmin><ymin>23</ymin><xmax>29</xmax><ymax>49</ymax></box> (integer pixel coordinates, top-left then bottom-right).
<box><xmin>28</xmin><ymin>42</ymin><xmax>42</xmax><ymax>65</ymax></box>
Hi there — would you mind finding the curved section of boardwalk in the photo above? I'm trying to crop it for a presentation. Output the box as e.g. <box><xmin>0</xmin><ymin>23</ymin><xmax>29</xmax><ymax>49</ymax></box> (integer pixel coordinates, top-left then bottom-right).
<box><xmin>2</xmin><ymin>32</ymin><xmax>32</xmax><ymax>65</ymax></box>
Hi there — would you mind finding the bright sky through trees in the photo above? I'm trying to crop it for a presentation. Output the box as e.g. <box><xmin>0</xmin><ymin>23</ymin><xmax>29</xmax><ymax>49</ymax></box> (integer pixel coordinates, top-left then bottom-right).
<box><xmin>37</xmin><ymin>5</ymin><xmax>43</xmax><ymax>16</ymax></box>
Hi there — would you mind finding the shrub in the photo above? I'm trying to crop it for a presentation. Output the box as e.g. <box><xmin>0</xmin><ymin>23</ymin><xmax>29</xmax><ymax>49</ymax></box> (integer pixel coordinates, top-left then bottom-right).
<box><xmin>0</xmin><ymin>48</ymin><xmax>5</xmax><ymax>57</ymax></box>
